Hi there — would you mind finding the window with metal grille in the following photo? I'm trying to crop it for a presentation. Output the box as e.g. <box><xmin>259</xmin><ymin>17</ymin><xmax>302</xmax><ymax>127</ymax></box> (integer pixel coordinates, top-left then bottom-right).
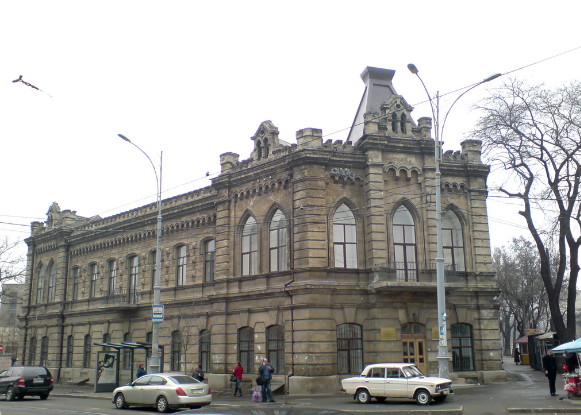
<box><xmin>333</xmin><ymin>204</ymin><xmax>358</xmax><ymax>268</ymax></box>
<box><xmin>452</xmin><ymin>323</ymin><xmax>475</xmax><ymax>371</ymax></box>
<box><xmin>266</xmin><ymin>325</ymin><xmax>284</xmax><ymax>372</ymax></box>
<box><xmin>40</xmin><ymin>336</ymin><xmax>49</xmax><ymax>366</ymax></box>
<box><xmin>442</xmin><ymin>211</ymin><xmax>466</xmax><ymax>271</ymax></box>
<box><xmin>242</xmin><ymin>217</ymin><xmax>258</xmax><ymax>276</ymax></box>
<box><xmin>337</xmin><ymin>323</ymin><xmax>363</xmax><ymax>374</ymax></box>
<box><xmin>83</xmin><ymin>335</ymin><xmax>92</xmax><ymax>368</ymax></box>
<box><xmin>238</xmin><ymin>327</ymin><xmax>254</xmax><ymax>374</ymax></box>
<box><xmin>269</xmin><ymin>210</ymin><xmax>288</xmax><ymax>272</ymax></box>
<box><xmin>47</xmin><ymin>262</ymin><xmax>57</xmax><ymax>302</ymax></box>
<box><xmin>28</xmin><ymin>337</ymin><xmax>37</xmax><ymax>365</ymax></box>
<box><xmin>199</xmin><ymin>330</ymin><xmax>211</xmax><ymax>372</ymax></box>
<box><xmin>393</xmin><ymin>205</ymin><xmax>418</xmax><ymax>281</ymax></box>
<box><xmin>175</xmin><ymin>245</ymin><xmax>187</xmax><ymax>286</ymax></box>
<box><xmin>66</xmin><ymin>335</ymin><xmax>74</xmax><ymax>367</ymax></box>
<box><xmin>171</xmin><ymin>330</ymin><xmax>181</xmax><ymax>371</ymax></box>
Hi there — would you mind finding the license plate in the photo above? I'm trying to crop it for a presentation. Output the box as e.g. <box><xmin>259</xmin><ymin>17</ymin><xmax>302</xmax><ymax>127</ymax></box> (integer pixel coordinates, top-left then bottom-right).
<box><xmin>191</xmin><ymin>389</ymin><xmax>204</xmax><ymax>395</ymax></box>
<box><xmin>33</xmin><ymin>377</ymin><xmax>44</xmax><ymax>384</ymax></box>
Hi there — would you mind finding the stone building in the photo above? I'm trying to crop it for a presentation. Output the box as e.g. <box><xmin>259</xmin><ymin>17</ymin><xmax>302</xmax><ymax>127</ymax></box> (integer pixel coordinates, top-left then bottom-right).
<box><xmin>20</xmin><ymin>67</ymin><xmax>502</xmax><ymax>393</ymax></box>
<box><xmin>0</xmin><ymin>283</ymin><xmax>24</xmax><ymax>362</ymax></box>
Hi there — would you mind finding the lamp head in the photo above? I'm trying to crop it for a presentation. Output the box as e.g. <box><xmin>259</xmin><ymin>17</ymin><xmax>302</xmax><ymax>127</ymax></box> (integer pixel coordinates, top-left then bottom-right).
<box><xmin>407</xmin><ymin>63</ymin><xmax>419</xmax><ymax>74</ymax></box>
<box><xmin>118</xmin><ymin>134</ymin><xmax>131</xmax><ymax>142</ymax></box>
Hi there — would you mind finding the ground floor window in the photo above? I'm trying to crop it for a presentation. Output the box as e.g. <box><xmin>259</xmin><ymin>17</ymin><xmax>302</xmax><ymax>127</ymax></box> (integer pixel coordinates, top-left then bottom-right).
<box><xmin>238</xmin><ymin>327</ymin><xmax>254</xmax><ymax>374</ymax></box>
<box><xmin>337</xmin><ymin>323</ymin><xmax>363</xmax><ymax>374</ymax></box>
<box><xmin>452</xmin><ymin>323</ymin><xmax>475</xmax><ymax>371</ymax></box>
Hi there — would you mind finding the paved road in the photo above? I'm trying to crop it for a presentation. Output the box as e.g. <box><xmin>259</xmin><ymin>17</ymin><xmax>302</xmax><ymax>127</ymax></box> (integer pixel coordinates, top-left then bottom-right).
<box><xmin>3</xmin><ymin>357</ymin><xmax>579</xmax><ymax>414</ymax></box>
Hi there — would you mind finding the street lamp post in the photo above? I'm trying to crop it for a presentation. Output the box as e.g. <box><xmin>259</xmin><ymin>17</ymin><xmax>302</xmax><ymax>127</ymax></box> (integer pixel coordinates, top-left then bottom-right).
<box><xmin>407</xmin><ymin>64</ymin><xmax>501</xmax><ymax>379</ymax></box>
<box><xmin>118</xmin><ymin>133</ymin><xmax>163</xmax><ymax>374</ymax></box>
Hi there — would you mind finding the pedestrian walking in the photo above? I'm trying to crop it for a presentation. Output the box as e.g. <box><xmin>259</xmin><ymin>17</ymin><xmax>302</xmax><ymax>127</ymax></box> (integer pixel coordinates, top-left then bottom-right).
<box><xmin>136</xmin><ymin>363</ymin><xmax>146</xmax><ymax>378</ymax></box>
<box><xmin>258</xmin><ymin>358</ymin><xmax>275</xmax><ymax>403</ymax></box>
<box><xmin>513</xmin><ymin>348</ymin><xmax>521</xmax><ymax>365</ymax></box>
<box><xmin>232</xmin><ymin>361</ymin><xmax>244</xmax><ymax>396</ymax></box>
<box><xmin>542</xmin><ymin>350</ymin><xmax>558</xmax><ymax>396</ymax></box>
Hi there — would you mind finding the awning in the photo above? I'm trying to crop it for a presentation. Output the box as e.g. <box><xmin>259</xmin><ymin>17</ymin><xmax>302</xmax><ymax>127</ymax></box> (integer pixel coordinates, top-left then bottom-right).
<box><xmin>537</xmin><ymin>331</ymin><xmax>556</xmax><ymax>340</ymax></box>
<box><xmin>515</xmin><ymin>335</ymin><xmax>530</xmax><ymax>344</ymax></box>
<box><xmin>93</xmin><ymin>341</ymin><xmax>158</xmax><ymax>350</ymax></box>
<box><xmin>553</xmin><ymin>339</ymin><xmax>581</xmax><ymax>353</ymax></box>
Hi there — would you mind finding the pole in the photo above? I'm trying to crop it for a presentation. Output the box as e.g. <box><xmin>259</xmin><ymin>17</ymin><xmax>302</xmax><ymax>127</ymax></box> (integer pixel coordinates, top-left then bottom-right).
<box><xmin>118</xmin><ymin>134</ymin><xmax>163</xmax><ymax>374</ymax></box>
<box><xmin>407</xmin><ymin>65</ymin><xmax>501</xmax><ymax>379</ymax></box>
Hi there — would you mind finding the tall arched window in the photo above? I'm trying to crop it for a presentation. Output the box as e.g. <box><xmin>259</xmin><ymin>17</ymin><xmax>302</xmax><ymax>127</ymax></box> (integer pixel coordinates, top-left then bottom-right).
<box><xmin>393</xmin><ymin>205</ymin><xmax>418</xmax><ymax>281</ymax></box>
<box><xmin>400</xmin><ymin>113</ymin><xmax>407</xmax><ymax>133</ymax></box>
<box><xmin>337</xmin><ymin>323</ymin><xmax>363</xmax><ymax>374</ymax></box>
<box><xmin>66</xmin><ymin>335</ymin><xmax>74</xmax><ymax>367</ymax></box>
<box><xmin>242</xmin><ymin>217</ymin><xmax>258</xmax><ymax>276</ymax></box>
<box><xmin>170</xmin><ymin>330</ymin><xmax>181</xmax><ymax>371</ymax></box>
<box><xmin>266</xmin><ymin>325</ymin><xmax>285</xmax><ymax>373</ymax></box>
<box><xmin>28</xmin><ymin>337</ymin><xmax>37</xmax><ymax>365</ymax></box>
<box><xmin>204</xmin><ymin>239</ymin><xmax>216</xmax><ymax>282</ymax></box>
<box><xmin>263</xmin><ymin>138</ymin><xmax>270</xmax><ymax>158</ymax></box>
<box><xmin>256</xmin><ymin>141</ymin><xmax>262</xmax><ymax>160</ymax></box>
<box><xmin>108</xmin><ymin>259</ymin><xmax>118</xmax><ymax>296</ymax></box>
<box><xmin>175</xmin><ymin>245</ymin><xmax>187</xmax><ymax>286</ymax></box>
<box><xmin>36</xmin><ymin>264</ymin><xmax>45</xmax><ymax>304</ymax></box>
<box><xmin>72</xmin><ymin>267</ymin><xmax>80</xmax><ymax>301</ymax></box>
<box><xmin>40</xmin><ymin>336</ymin><xmax>49</xmax><ymax>366</ymax></box>
<box><xmin>452</xmin><ymin>323</ymin><xmax>475</xmax><ymax>371</ymax></box>
<box><xmin>333</xmin><ymin>204</ymin><xmax>357</xmax><ymax>268</ymax></box>
<box><xmin>128</xmin><ymin>255</ymin><xmax>139</xmax><ymax>304</ymax></box>
<box><xmin>89</xmin><ymin>263</ymin><xmax>99</xmax><ymax>298</ymax></box>
<box><xmin>83</xmin><ymin>334</ymin><xmax>92</xmax><ymax>368</ymax></box>
<box><xmin>199</xmin><ymin>329</ymin><xmax>211</xmax><ymax>372</ymax></box>
<box><xmin>391</xmin><ymin>112</ymin><xmax>399</xmax><ymax>133</ymax></box>
<box><xmin>270</xmin><ymin>210</ymin><xmax>288</xmax><ymax>272</ymax></box>
<box><xmin>442</xmin><ymin>211</ymin><xmax>466</xmax><ymax>271</ymax></box>
<box><xmin>238</xmin><ymin>327</ymin><xmax>254</xmax><ymax>374</ymax></box>
<box><xmin>47</xmin><ymin>261</ymin><xmax>57</xmax><ymax>302</ymax></box>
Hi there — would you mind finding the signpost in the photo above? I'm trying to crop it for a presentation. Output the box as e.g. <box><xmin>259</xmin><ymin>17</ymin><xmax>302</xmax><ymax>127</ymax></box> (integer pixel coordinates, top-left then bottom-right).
<box><xmin>152</xmin><ymin>305</ymin><xmax>164</xmax><ymax>323</ymax></box>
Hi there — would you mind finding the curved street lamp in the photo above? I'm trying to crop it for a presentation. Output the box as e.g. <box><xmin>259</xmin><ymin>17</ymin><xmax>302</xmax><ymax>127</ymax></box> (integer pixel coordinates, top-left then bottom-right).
<box><xmin>118</xmin><ymin>133</ymin><xmax>163</xmax><ymax>374</ymax></box>
<box><xmin>407</xmin><ymin>64</ymin><xmax>501</xmax><ymax>379</ymax></box>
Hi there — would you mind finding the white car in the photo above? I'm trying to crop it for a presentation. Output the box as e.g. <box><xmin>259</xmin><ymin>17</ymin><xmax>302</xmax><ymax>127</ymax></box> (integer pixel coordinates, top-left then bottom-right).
<box><xmin>341</xmin><ymin>363</ymin><xmax>453</xmax><ymax>405</ymax></box>
<box><xmin>112</xmin><ymin>373</ymin><xmax>211</xmax><ymax>412</ymax></box>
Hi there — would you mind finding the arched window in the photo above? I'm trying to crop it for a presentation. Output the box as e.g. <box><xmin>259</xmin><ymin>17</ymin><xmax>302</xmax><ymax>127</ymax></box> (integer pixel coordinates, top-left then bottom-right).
<box><xmin>175</xmin><ymin>245</ymin><xmax>187</xmax><ymax>286</ymax></box>
<box><xmin>170</xmin><ymin>330</ymin><xmax>181</xmax><ymax>371</ymax></box>
<box><xmin>263</xmin><ymin>138</ymin><xmax>270</xmax><ymax>158</ymax></box>
<box><xmin>204</xmin><ymin>239</ymin><xmax>216</xmax><ymax>282</ymax></box>
<box><xmin>392</xmin><ymin>112</ymin><xmax>399</xmax><ymax>133</ymax></box>
<box><xmin>238</xmin><ymin>327</ymin><xmax>254</xmax><ymax>374</ymax></box>
<box><xmin>452</xmin><ymin>323</ymin><xmax>475</xmax><ymax>371</ymax></box>
<box><xmin>337</xmin><ymin>323</ymin><xmax>363</xmax><ymax>374</ymax></box>
<box><xmin>122</xmin><ymin>332</ymin><xmax>132</xmax><ymax>370</ymax></box>
<box><xmin>128</xmin><ymin>255</ymin><xmax>139</xmax><ymax>304</ymax></box>
<box><xmin>266</xmin><ymin>325</ymin><xmax>284</xmax><ymax>373</ymax></box>
<box><xmin>333</xmin><ymin>204</ymin><xmax>357</xmax><ymax>268</ymax></box>
<box><xmin>242</xmin><ymin>217</ymin><xmax>258</xmax><ymax>276</ymax></box>
<box><xmin>199</xmin><ymin>330</ymin><xmax>211</xmax><ymax>372</ymax></box>
<box><xmin>66</xmin><ymin>335</ymin><xmax>74</xmax><ymax>367</ymax></box>
<box><xmin>102</xmin><ymin>333</ymin><xmax>111</xmax><ymax>351</ymax></box>
<box><xmin>72</xmin><ymin>267</ymin><xmax>80</xmax><ymax>301</ymax></box>
<box><xmin>442</xmin><ymin>211</ymin><xmax>466</xmax><ymax>271</ymax></box>
<box><xmin>108</xmin><ymin>259</ymin><xmax>118</xmax><ymax>296</ymax></box>
<box><xmin>400</xmin><ymin>113</ymin><xmax>407</xmax><ymax>134</ymax></box>
<box><xmin>393</xmin><ymin>205</ymin><xmax>418</xmax><ymax>281</ymax></box>
<box><xmin>40</xmin><ymin>336</ymin><xmax>49</xmax><ymax>366</ymax></box>
<box><xmin>256</xmin><ymin>141</ymin><xmax>262</xmax><ymax>160</ymax></box>
<box><xmin>36</xmin><ymin>264</ymin><xmax>45</xmax><ymax>304</ymax></box>
<box><xmin>89</xmin><ymin>263</ymin><xmax>99</xmax><ymax>298</ymax></box>
<box><xmin>47</xmin><ymin>261</ymin><xmax>57</xmax><ymax>302</ymax></box>
<box><xmin>28</xmin><ymin>337</ymin><xmax>37</xmax><ymax>365</ymax></box>
<box><xmin>83</xmin><ymin>334</ymin><xmax>92</xmax><ymax>368</ymax></box>
<box><xmin>269</xmin><ymin>210</ymin><xmax>288</xmax><ymax>272</ymax></box>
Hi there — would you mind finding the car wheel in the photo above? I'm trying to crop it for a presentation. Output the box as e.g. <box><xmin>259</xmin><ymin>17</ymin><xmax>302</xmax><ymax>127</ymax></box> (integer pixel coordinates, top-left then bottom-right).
<box><xmin>156</xmin><ymin>395</ymin><xmax>169</xmax><ymax>413</ymax></box>
<box><xmin>39</xmin><ymin>393</ymin><xmax>49</xmax><ymax>400</ymax></box>
<box><xmin>356</xmin><ymin>389</ymin><xmax>371</xmax><ymax>404</ymax></box>
<box><xmin>375</xmin><ymin>396</ymin><xmax>387</xmax><ymax>403</ymax></box>
<box><xmin>415</xmin><ymin>389</ymin><xmax>431</xmax><ymax>405</ymax></box>
<box><xmin>114</xmin><ymin>393</ymin><xmax>128</xmax><ymax>409</ymax></box>
<box><xmin>6</xmin><ymin>386</ymin><xmax>16</xmax><ymax>401</ymax></box>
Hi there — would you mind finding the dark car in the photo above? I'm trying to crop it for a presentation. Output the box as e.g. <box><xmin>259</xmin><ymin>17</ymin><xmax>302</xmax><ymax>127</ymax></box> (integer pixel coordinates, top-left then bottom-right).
<box><xmin>0</xmin><ymin>366</ymin><xmax>53</xmax><ymax>401</ymax></box>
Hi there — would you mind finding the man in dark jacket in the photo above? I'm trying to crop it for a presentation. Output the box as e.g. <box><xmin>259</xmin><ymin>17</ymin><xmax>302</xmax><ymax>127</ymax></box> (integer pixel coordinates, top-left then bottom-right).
<box><xmin>542</xmin><ymin>350</ymin><xmax>558</xmax><ymax>396</ymax></box>
<box><xmin>258</xmin><ymin>358</ymin><xmax>275</xmax><ymax>402</ymax></box>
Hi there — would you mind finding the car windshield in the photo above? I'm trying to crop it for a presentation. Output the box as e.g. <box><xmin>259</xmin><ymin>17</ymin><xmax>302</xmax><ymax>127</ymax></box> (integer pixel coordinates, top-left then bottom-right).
<box><xmin>168</xmin><ymin>375</ymin><xmax>198</xmax><ymax>384</ymax></box>
<box><xmin>402</xmin><ymin>366</ymin><xmax>424</xmax><ymax>378</ymax></box>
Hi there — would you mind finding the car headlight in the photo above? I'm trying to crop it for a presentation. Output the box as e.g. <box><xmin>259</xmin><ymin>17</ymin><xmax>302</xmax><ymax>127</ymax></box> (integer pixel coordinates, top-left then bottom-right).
<box><xmin>436</xmin><ymin>382</ymin><xmax>451</xmax><ymax>392</ymax></box>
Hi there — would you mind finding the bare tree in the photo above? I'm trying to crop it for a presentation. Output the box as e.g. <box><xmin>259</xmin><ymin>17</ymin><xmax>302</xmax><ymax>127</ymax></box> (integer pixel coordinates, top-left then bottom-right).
<box><xmin>0</xmin><ymin>237</ymin><xmax>25</xmax><ymax>285</ymax></box>
<box><xmin>493</xmin><ymin>237</ymin><xmax>550</xmax><ymax>354</ymax></box>
<box><xmin>474</xmin><ymin>80</ymin><xmax>581</xmax><ymax>342</ymax></box>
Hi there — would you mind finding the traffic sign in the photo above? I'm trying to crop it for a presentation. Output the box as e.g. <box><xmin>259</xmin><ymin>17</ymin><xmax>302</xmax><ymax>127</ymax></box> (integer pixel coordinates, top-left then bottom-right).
<box><xmin>0</xmin><ymin>344</ymin><xmax>4</xmax><ymax>353</ymax></box>
<box><xmin>152</xmin><ymin>305</ymin><xmax>164</xmax><ymax>323</ymax></box>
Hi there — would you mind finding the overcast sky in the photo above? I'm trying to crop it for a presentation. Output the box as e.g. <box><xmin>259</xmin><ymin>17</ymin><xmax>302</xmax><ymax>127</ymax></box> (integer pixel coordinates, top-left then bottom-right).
<box><xmin>1</xmin><ymin>0</ymin><xmax>580</xmax><ymax>261</ymax></box>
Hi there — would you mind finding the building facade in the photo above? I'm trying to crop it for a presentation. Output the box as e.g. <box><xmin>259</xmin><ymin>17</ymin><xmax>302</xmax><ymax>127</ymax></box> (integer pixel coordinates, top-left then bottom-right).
<box><xmin>21</xmin><ymin>67</ymin><xmax>502</xmax><ymax>393</ymax></box>
<box><xmin>0</xmin><ymin>283</ymin><xmax>24</xmax><ymax>363</ymax></box>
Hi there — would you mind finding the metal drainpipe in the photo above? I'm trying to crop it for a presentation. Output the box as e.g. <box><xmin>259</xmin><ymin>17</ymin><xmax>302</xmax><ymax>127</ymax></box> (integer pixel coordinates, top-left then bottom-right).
<box><xmin>22</xmin><ymin>242</ymin><xmax>36</xmax><ymax>365</ymax></box>
<box><xmin>56</xmin><ymin>241</ymin><xmax>70</xmax><ymax>382</ymax></box>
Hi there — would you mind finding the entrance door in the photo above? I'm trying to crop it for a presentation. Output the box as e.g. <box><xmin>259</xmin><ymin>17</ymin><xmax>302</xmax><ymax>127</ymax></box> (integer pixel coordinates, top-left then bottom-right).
<box><xmin>402</xmin><ymin>339</ymin><xmax>426</xmax><ymax>374</ymax></box>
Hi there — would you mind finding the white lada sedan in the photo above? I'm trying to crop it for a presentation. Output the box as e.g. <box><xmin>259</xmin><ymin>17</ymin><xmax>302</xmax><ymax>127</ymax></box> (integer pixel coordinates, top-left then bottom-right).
<box><xmin>341</xmin><ymin>363</ymin><xmax>453</xmax><ymax>405</ymax></box>
<box><xmin>112</xmin><ymin>373</ymin><xmax>211</xmax><ymax>412</ymax></box>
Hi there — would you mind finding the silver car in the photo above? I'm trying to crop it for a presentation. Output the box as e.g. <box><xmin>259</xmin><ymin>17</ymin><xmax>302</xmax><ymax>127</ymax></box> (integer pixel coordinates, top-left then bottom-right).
<box><xmin>112</xmin><ymin>373</ymin><xmax>211</xmax><ymax>412</ymax></box>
